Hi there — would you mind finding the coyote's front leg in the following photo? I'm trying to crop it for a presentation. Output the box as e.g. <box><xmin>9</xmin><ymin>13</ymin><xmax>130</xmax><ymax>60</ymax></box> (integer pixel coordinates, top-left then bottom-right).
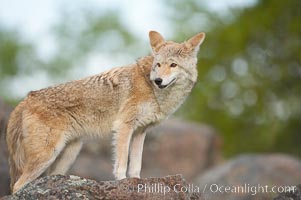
<box><xmin>112</xmin><ymin>122</ymin><xmax>134</xmax><ymax>180</ymax></box>
<box><xmin>128</xmin><ymin>130</ymin><xmax>146</xmax><ymax>178</ymax></box>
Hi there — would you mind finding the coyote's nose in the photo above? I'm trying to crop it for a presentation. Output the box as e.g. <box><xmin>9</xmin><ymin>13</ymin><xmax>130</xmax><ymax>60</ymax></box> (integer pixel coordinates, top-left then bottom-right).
<box><xmin>154</xmin><ymin>78</ymin><xmax>163</xmax><ymax>86</ymax></box>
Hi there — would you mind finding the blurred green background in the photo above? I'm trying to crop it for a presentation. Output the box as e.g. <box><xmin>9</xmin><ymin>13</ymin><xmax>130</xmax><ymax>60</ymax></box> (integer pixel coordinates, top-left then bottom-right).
<box><xmin>0</xmin><ymin>0</ymin><xmax>300</xmax><ymax>158</ymax></box>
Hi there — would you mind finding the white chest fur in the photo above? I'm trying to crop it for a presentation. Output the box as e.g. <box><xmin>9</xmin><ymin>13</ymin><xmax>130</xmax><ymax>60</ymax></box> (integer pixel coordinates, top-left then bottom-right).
<box><xmin>135</xmin><ymin>78</ymin><xmax>195</xmax><ymax>129</ymax></box>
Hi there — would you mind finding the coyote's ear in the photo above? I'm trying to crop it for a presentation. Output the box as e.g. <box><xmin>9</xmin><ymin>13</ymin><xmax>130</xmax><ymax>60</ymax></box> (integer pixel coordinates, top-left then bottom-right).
<box><xmin>185</xmin><ymin>32</ymin><xmax>206</xmax><ymax>54</ymax></box>
<box><xmin>149</xmin><ymin>31</ymin><xmax>165</xmax><ymax>53</ymax></box>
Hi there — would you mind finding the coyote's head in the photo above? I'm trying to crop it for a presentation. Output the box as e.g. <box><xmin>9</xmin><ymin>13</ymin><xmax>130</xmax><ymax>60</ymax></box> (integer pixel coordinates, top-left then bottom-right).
<box><xmin>149</xmin><ymin>31</ymin><xmax>205</xmax><ymax>89</ymax></box>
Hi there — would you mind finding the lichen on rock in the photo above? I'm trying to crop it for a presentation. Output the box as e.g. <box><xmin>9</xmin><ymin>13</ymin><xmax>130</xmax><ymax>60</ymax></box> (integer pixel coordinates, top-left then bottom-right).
<box><xmin>1</xmin><ymin>174</ymin><xmax>202</xmax><ymax>200</ymax></box>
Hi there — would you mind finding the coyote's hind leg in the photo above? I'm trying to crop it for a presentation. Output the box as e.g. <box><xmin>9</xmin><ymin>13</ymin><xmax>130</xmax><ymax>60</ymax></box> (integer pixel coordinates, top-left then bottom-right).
<box><xmin>12</xmin><ymin>127</ymin><xmax>66</xmax><ymax>193</ymax></box>
<box><xmin>47</xmin><ymin>139</ymin><xmax>83</xmax><ymax>175</ymax></box>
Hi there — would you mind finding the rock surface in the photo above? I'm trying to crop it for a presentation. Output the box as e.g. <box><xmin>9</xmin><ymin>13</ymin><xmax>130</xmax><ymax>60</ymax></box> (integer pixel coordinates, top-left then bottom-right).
<box><xmin>195</xmin><ymin>154</ymin><xmax>301</xmax><ymax>200</ymax></box>
<box><xmin>142</xmin><ymin>119</ymin><xmax>222</xmax><ymax>180</ymax></box>
<box><xmin>1</xmin><ymin>174</ymin><xmax>202</xmax><ymax>200</ymax></box>
<box><xmin>273</xmin><ymin>184</ymin><xmax>301</xmax><ymax>200</ymax></box>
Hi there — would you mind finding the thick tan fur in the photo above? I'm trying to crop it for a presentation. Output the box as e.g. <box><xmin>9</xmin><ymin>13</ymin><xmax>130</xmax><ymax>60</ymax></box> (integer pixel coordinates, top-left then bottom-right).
<box><xmin>6</xmin><ymin>31</ymin><xmax>205</xmax><ymax>193</ymax></box>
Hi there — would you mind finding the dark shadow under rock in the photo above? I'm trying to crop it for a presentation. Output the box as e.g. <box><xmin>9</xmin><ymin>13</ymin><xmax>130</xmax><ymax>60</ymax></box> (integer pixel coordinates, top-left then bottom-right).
<box><xmin>2</xmin><ymin>174</ymin><xmax>202</xmax><ymax>200</ymax></box>
<box><xmin>273</xmin><ymin>184</ymin><xmax>301</xmax><ymax>200</ymax></box>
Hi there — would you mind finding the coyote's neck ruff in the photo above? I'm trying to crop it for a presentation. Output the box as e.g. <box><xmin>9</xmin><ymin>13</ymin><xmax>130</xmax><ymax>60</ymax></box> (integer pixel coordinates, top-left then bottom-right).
<box><xmin>6</xmin><ymin>31</ymin><xmax>205</xmax><ymax>193</ymax></box>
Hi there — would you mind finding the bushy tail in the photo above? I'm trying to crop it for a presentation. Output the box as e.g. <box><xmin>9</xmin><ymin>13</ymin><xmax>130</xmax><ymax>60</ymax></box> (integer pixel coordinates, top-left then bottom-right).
<box><xmin>6</xmin><ymin>106</ymin><xmax>25</xmax><ymax>191</ymax></box>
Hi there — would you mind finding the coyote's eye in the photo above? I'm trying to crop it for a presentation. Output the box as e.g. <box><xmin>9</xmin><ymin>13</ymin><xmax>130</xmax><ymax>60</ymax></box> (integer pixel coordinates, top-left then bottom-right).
<box><xmin>156</xmin><ymin>63</ymin><xmax>161</xmax><ymax>68</ymax></box>
<box><xmin>170</xmin><ymin>63</ymin><xmax>177</xmax><ymax>68</ymax></box>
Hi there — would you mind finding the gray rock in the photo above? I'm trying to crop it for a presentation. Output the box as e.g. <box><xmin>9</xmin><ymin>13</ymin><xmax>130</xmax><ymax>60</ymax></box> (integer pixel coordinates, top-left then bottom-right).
<box><xmin>143</xmin><ymin>119</ymin><xmax>222</xmax><ymax>181</ymax></box>
<box><xmin>1</xmin><ymin>174</ymin><xmax>202</xmax><ymax>200</ymax></box>
<box><xmin>273</xmin><ymin>184</ymin><xmax>301</xmax><ymax>200</ymax></box>
<box><xmin>195</xmin><ymin>154</ymin><xmax>301</xmax><ymax>200</ymax></box>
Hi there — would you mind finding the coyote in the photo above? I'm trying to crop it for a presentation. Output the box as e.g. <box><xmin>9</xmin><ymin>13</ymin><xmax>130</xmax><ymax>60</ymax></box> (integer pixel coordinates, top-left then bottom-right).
<box><xmin>6</xmin><ymin>30</ymin><xmax>205</xmax><ymax>193</ymax></box>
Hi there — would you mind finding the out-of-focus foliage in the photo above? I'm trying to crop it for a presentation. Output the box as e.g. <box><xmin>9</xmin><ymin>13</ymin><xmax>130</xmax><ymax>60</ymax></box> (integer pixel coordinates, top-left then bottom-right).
<box><xmin>168</xmin><ymin>0</ymin><xmax>301</xmax><ymax>157</ymax></box>
<box><xmin>47</xmin><ymin>9</ymin><xmax>142</xmax><ymax>78</ymax></box>
<box><xmin>0</xmin><ymin>0</ymin><xmax>300</xmax><ymax>157</ymax></box>
<box><xmin>0</xmin><ymin>29</ymin><xmax>20</xmax><ymax>78</ymax></box>
<box><xmin>0</xmin><ymin>8</ymin><xmax>143</xmax><ymax>101</ymax></box>
<box><xmin>0</xmin><ymin>26</ymin><xmax>41</xmax><ymax>103</ymax></box>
